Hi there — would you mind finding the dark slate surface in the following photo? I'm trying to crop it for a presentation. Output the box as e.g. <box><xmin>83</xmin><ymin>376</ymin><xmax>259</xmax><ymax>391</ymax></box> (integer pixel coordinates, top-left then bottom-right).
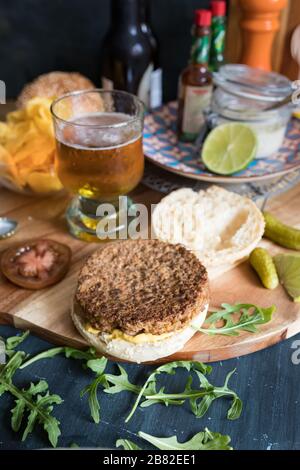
<box><xmin>0</xmin><ymin>0</ymin><xmax>212</xmax><ymax>101</ymax></box>
<box><xmin>0</xmin><ymin>325</ymin><xmax>300</xmax><ymax>450</ymax></box>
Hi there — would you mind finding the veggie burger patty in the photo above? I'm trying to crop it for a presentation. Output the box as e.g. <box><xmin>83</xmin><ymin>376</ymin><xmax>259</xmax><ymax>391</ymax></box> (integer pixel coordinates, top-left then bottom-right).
<box><xmin>75</xmin><ymin>239</ymin><xmax>209</xmax><ymax>336</ymax></box>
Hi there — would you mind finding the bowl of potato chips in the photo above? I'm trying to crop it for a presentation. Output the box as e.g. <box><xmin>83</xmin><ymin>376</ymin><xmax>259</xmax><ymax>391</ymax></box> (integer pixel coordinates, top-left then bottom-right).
<box><xmin>0</xmin><ymin>97</ymin><xmax>63</xmax><ymax>195</ymax></box>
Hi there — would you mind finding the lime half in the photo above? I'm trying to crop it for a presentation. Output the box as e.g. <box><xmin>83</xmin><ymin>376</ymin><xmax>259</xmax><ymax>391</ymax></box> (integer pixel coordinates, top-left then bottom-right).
<box><xmin>202</xmin><ymin>123</ymin><xmax>257</xmax><ymax>175</ymax></box>
<box><xmin>274</xmin><ymin>253</ymin><xmax>300</xmax><ymax>302</ymax></box>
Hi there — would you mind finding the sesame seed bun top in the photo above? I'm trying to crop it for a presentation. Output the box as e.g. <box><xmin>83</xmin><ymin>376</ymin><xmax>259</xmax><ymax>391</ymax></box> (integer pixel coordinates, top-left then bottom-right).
<box><xmin>17</xmin><ymin>71</ymin><xmax>95</xmax><ymax>108</ymax></box>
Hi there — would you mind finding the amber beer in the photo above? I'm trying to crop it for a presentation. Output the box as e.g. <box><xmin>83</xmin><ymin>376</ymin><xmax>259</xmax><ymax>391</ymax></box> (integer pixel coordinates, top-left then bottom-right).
<box><xmin>51</xmin><ymin>90</ymin><xmax>145</xmax><ymax>241</ymax></box>
<box><xmin>56</xmin><ymin>112</ymin><xmax>144</xmax><ymax>200</ymax></box>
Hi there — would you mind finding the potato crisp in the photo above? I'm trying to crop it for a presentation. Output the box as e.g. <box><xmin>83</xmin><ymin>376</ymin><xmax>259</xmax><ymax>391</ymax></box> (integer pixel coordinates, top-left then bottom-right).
<box><xmin>0</xmin><ymin>97</ymin><xmax>63</xmax><ymax>194</ymax></box>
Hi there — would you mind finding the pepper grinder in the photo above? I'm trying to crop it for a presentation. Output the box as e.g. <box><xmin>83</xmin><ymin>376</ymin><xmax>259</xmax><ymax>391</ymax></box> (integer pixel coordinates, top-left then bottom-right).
<box><xmin>239</xmin><ymin>0</ymin><xmax>287</xmax><ymax>71</ymax></box>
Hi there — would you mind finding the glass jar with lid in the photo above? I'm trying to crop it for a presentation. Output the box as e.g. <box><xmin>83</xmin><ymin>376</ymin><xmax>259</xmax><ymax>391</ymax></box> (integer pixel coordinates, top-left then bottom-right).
<box><xmin>211</xmin><ymin>64</ymin><xmax>293</xmax><ymax>159</ymax></box>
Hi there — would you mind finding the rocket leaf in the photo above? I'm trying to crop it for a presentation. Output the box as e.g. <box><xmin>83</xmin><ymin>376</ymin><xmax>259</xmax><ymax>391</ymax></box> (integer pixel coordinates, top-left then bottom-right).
<box><xmin>194</xmin><ymin>303</ymin><xmax>275</xmax><ymax>336</ymax></box>
<box><xmin>18</xmin><ymin>342</ymin><xmax>109</xmax><ymax>425</ymax></box>
<box><xmin>141</xmin><ymin>368</ymin><xmax>242</xmax><ymax>420</ymax></box>
<box><xmin>0</xmin><ymin>351</ymin><xmax>62</xmax><ymax>447</ymax></box>
<box><xmin>6</xmin><ymin>330</ymin><xmax>30</xmax><ymax>351</ymax></box>
<box><xmin>125</xmin><ymin>361</ymin><xmax>212</xmax><ymax>422</ymax></box>
<box><xmin>138</xmin><ymin>428</ymin><xmax>233</xmax><ymax>450</ymax></box>
<box><xmin>104</xmin><ymin>365</ymin><xmax>141</xmax><ymax>395</ymax></box>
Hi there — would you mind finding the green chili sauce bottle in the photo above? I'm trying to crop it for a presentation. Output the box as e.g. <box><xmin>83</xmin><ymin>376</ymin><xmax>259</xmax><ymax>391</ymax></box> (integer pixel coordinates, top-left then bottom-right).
<box><xmin>209</xmin><ymin>0</ymin><xmax>226</xmax><ymax>72</ymax></box>
<box><xmin>177</xmin><ymin>10</ymin><xmax>213</xmax><ymax>143</ymax></box>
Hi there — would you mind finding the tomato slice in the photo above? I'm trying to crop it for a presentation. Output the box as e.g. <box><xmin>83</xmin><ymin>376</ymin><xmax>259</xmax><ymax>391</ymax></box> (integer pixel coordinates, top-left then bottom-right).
<box><xmin>0</xmin><ymin>239</ymin><xmax>71</xmax><ymax>289</ymax></box>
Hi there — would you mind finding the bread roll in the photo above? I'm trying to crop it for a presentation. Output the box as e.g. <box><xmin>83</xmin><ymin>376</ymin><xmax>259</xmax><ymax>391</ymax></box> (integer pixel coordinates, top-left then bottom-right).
<box><xmin>152</xmin><ymin>186</ymin><xmax>265</xmax><ymax>279</ymax></box>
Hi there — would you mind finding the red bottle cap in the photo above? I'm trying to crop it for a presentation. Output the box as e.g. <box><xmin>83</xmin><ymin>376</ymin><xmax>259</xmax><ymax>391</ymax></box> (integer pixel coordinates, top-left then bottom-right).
<box><xmin>211</xmin><ymin>1</ymin><xmax>226</xmax><ymax>17</ymax></box>
<box><xmin>194</xmin><ymin>9</ymin><xmax>212</xmax><ymax>27</ymax></box>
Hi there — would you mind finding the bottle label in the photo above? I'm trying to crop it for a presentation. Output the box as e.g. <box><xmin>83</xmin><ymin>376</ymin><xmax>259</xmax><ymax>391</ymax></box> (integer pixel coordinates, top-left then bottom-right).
<box><xmin>137</xmin><ymin>63</ymin><xmax>154</xmax><ymax>107</ymax></box>
<box><xmin>102</xmin><ymin>66</ymin><xmax>162</xmax><ymax>109</ymax></box>
<box><xmin>102</xmin><ymin>77</ymin><xmax>114</xmax><ymax>90</ymax></box>
<box><xmin>209</xmin><ymin>18</ymin><xmax>226</xmax><ymax>71</ymax></box>
<box><xmin>150</xmin><ymin>68</ymin><xmax>162</xmax><ymax>109</ymax></box>
<box><xmin>191</xmin><ymin>35</ymin><xmax>210</xmax><ymax>64</ymax></box>
<box><xmin>212</xmin><ymin>27</ymin><xmax>225</xmax><ymax>54</ymax></box>
<box><xmin>181</xmin><ymin>84</ymin><xmax>212</xmax><ymax>135</ymax></box>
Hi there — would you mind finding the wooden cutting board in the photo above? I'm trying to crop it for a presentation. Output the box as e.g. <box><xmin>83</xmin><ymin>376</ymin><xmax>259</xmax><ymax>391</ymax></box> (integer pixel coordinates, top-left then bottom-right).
<box><xmin>0</xmin><ymin>184</ymin><xmax>300</xmax><ymax>363</ymax></box>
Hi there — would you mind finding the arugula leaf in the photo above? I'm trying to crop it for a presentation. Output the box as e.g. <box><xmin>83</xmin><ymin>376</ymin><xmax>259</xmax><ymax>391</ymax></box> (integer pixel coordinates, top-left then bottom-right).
<box><xmin>104</xmin><ymin>367</ymin><xmax>183</xmax><ymax>408</ymax></box>
<box><xmin>11</xmin><ymin>380</ymin><xmax>48</xmax><ymax>432</ymax></box>
<box><xmin>5</xmin><ymin>330</ymin><xmax>30</xmax><ymax>357</ymax></box>
<box><xmin>64</xmin><ymin>346</ymin><xmax>97</xmax><ymax>361</ymax></box>
<box><xmin>18</xmin><ymin>343</ymin><xmax>109</xmax><ymax>425</ymax></box>
<box><xmin>86</xmin><ymin>357</ymin><xmax>107</xmax><ymax>375</ymax></box>
<box><xmin>116</xmin><ymin>439</ymin><xmax>142</xmax><ymax>450</ymax></box>
<box><xmin>0</xmin><ymin>352</ymin><xmax>62</xmax><ymax>447</ymax></box>
<box><xmin>194</xmin><ymin>303</ymin><xmax>275</xmax><ymax>336</ymax></box>
<box><xmin>20</xmin><ymin>346</ymin><xmax>98</xmax><ymax>369</ymax></box>
<box><xmin>78</xmin><ymin>356</ymin><xmax>108</xmax><ymax>424</ymax></box>
<box><xmin>0</xmin><ymin>350</ymin><xmax>23</xmax><ymax>378</ymax></box>
<box><xmin>152</xmin><ymin>361</ymin><xmax>212</xmax><ymax>376</ymax></box>
<box><xmin>227</xmin><ymin>395</ymin><xmax>243</xmax><ymax>420</ymax></box>
<box><xmin>23</xmin><ymin>390</ymin><xmax>62</xmax><ymax>444</ymax></box>
<box><xmin>20</xmin><ymin>347</ymin><xmax>65</xmax><ymax>369</ymax></box>
<box><xmin>125</xmin><ymin>361</ymin><xmax>212</xmax><ymax>422</ymax></box>
<box><xmin>141</xmin><ymin>388</ymin><xmax>185</xmax><ymax>408</ymax></box>
<box><xmin>85</xmin><ymin>358</ymin><xmax>200</xmax><ymax>425</ymax></box>
<box><xmin>104</xmin><ymin>365</ymin><xmax>141</xmax><ymax>395</ymax></box>
<box><xmin>104</xmin><ymin>361</ymin><xmax>240</xmax><ymax>422</ymax></box>
<box><xmin>138</xmin><ymin>428</ymin><xmax>232</xmax><ymax>450</ymax></box>
<box><xmin>116</xmin><ymin>429</ymin><xmax>232</xmax><ymax>451</ymax></box>
<box><xmin>142</xmin><ymin>368</ymin><xmax>242</xmax><ymax>420</ymax></box>
<box><xmin>81</xmin><ymin>374</ymin><xmax>108</xmax><ymax>424</ymax></box>
<box><xmin>6</xmin><ymin>330</ymin><xmax>30</xmax><ymax>350</ymax></box>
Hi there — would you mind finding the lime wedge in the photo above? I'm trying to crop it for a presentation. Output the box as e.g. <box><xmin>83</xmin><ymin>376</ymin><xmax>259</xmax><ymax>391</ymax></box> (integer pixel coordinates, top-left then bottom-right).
<box><xmin>202</xmin><ymin>123</ymin><xmax>257</xmax><ymax>175</ymax></box>
<box><xmin>274</xmin><ymin>253</ymin><xmax>300</xmax><ymax>302</ymax></box>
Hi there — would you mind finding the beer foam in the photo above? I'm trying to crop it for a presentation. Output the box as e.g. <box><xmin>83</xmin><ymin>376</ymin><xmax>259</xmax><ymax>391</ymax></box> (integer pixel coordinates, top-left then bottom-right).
<box><xmin>56</xmin><ymin>112</ymin><xmax>142</xmax><ymax>150</ymax></box>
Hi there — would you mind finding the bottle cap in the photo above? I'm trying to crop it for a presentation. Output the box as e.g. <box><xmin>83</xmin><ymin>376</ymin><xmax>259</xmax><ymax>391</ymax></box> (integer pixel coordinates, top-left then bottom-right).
<box><xmin>194</xmin><ymin>9</ymin><xmax>212</xmax><ymax>27</ymax></box>
<box><xmin>211</xmin><ymin>1</ymin><xmax>226</xmax><ymax>17</ymax></box>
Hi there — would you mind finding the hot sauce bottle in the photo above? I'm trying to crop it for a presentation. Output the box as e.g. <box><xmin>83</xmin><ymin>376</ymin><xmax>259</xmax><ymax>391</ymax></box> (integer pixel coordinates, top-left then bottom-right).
<box><xmin>177</xmin><ymin>10</ymin><xmax>213</xmax><ymax>142</ymax></box>
<box><xmin>209</xmin><ymin>0</ymin><xmax>226</xmax><ymax>72</ymax></box>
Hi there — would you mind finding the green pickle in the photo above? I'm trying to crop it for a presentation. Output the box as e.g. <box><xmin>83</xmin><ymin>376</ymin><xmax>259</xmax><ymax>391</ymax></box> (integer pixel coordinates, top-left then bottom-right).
<box><xmin>263</xmin><ymin>212</ymin><xmax>300</xmax><ymax>250</ymax></box>
<box><xmin>249</xmin><ymin>247</ymin><xmax>279</xmax><ymax>290</ymax></box>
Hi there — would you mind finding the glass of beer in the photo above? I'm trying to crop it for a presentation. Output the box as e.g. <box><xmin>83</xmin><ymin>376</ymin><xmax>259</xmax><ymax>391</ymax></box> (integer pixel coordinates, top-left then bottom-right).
<box><xmin>51</xmin><ymin>89</ymin><xmax>145</xmax><ymax>241</ymax></box>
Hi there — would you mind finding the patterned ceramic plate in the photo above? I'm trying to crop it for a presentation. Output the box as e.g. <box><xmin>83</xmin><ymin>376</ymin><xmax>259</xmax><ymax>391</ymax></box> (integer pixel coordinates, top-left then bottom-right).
<box><xmin>143</xmin><ymin>102</ymin><xmax>300</xmax><ymax>183</ymax></box>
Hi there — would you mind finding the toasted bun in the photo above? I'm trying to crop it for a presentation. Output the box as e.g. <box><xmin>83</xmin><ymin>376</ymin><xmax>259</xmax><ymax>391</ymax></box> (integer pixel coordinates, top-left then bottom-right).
<box><xmin>17</xmin><ymin>71</ymin><xmax>95</xmax><ymax>108</ymax></box>
<box><xmin>152</xmin><ymin>186</ymin><xmax>265</xmax><ymax>279</ymax></box>
<box><xmin>71</xmin><ymin>300</ymin><xmax>208</xmax><ymax>363</ymax></box>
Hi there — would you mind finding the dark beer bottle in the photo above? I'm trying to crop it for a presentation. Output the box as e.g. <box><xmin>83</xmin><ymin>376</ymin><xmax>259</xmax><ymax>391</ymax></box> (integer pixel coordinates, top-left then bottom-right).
<box><xmin>177</xmin><ymin>10</ymin><xmax>213</xmax><ymax>142</ymax></box>
<box><xmin>101</xmin><ymin>0</ymin><xmax>161</xmax><ymax>109</ymax></box>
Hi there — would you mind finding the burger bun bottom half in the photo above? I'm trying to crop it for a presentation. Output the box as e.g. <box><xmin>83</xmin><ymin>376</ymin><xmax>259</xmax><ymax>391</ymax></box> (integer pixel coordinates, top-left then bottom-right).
<box><xmin>71</xmin><ymin>301</ymin><xmax>208</xmax><ymax>363</ymax></box>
